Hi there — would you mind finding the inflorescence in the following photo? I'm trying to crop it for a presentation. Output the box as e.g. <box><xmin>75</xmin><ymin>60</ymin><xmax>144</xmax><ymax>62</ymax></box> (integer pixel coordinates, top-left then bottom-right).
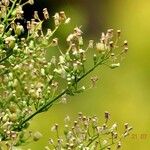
<box><xmin>46</xmin><ymin>112</ymin><xmax>132</xmax><ymax>150</ymax></box>
<box><xmin>0</xmin><ymin>0</ymin><xmax>129</xmax><ymax>148</ymax></box>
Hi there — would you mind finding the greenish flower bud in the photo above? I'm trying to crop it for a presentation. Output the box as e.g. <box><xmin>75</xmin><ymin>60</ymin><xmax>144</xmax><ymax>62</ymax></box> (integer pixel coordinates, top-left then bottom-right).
<box><xmin>93</xmin><ymin>54</ymin><xmax>98</xmax><ymax>65</ymax></box>
<box><xmin>41</xmin><ymin>68</ymin><xmax>45</xmax><ymax>76</ymax></box>
<box><xmin>65</xmin><ymin>52</ymin><xmax>71</xmax><ymax>61</ymax></box>
<box><xmin>73</xmin><ymin>63</ymin><xmax>78</xmax><ymax>71</ymax></box>
<box><xmin>78</xmin><ymin>36</ymin><xmax>83</xmax><ymax>45</ymax></box>
<box><xmin>5</xmin><ymin>36</ymin><xmax>16</xmax><ymax>49</ymax></box>
<box><xmin>0</xmin><ymin>24</ymin><xmax>4</xmax><ymax>34</ymax></box>
<box><xmin>52</xmin><ymin>38</ymin><xmax>58</xmax><ymax>46</ymax></box>
<box><xmin>96</xmin><ymin>42</ymin><xmax>105</xmax><ymax>52</ymax></box>
<box><xmin>88</xmin><ymin>40</ymin><xmax>94</xmax><ymax>48</ymax></box>
<box><xmin>9</xmin><ymin>104</ymin><xmax>17</xmax><ymax>113</ymax></box>
<box><xmin>12</xmin><ymin>79</ymin><xmax>18</xmax><ymax>87</ymax></box>
<box><xmin>29</xmin><ymin>40</ymin><xmax>35</xmax><ymax>49</ymax></box>
<box><xmin>51</xmin><ymin>56</ymin><xmax>56</xmax><ymax>64</ymax></box>
<box><xmin>6</xmin><ymin>28</ymin><xmax>13</xmax><ymax>36</ymax></box>
<box><xmin>9</xmin><ymin>113</ymin><xmax>17</xmax><ymax>122</ymax></box>
<box><xmin>54</xmin><ymin>67</ymin><xmax>66</xmax><ymax>78</ymax></box>
<box><xmin>33</xmin><ymin>131</ymin><xmax>43</xmax><ymax>141</ymax></box>
<box><xmin>2</xmin><ymin>114</ymin><xmax>8</xmax><ymax>123</ymax></box>
<box><xmin>15</xmin><ymin>24</ymin><xmax>24</xmax><ymax>36</ymax></box>
<box><xmin>79</xmin><ymin>49</ymin><xmax>85</xmax><ymax>54</ymax></box>
<box><xmin>59</xmin><ymin>56</ymin><xmax>65</xmax><ymax>64</ymax></box>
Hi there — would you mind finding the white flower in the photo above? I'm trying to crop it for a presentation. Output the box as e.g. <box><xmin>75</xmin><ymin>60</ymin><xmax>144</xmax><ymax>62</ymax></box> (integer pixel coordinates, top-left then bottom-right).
<box><xmin>102</xmin><ymin>140</ymin><xmax>108</xmax><ymax>145</ymax></box>
<box><xmin>59</xmin><ymin>56</ymin><xmax>65</xmax><ymax>64</ymax></box>
<box><xmin>111</xmin><ymin>123</ymin><xmax>117</xmax><ymax>130</ymax></box>
<box><xmin>67</xmin><ymin>34</ymin><xmax>74</xmax><ymax>42</ymax></box>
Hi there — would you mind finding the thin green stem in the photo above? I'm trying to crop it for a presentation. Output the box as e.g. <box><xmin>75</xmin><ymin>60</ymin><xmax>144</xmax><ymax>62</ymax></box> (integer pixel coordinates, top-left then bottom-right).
<box><xmin>100</xmin><ymin>143</ymin><xmax>115</xmax><ymax>150</ymax></box>
<box><xmin>86</xmin><ymin>135</ymin><xmax>99</xmax><ymax>147</ymax></box>
<box><xmin>15</xmin><ymin>57</ymin><xmax>108</xmax><ymax>130</ymax></box>
<box><xmin>0</xmin><ymin>50</ymin><xmax>13</xmax><ymax>64</ymax></box>
<box><xmin>16</xmin><ymin>90</ymin><xmax>67</xmax><ymax>130</ymax></box>
<box><xmin>77</xmin><ymin>57</ymin><xmax>108</xmax><ymax>83</ymax></box>
<box><xmin>3</xmin><ymin>0</ymin><xmax>18</xmax><ymax>24</ymax></box>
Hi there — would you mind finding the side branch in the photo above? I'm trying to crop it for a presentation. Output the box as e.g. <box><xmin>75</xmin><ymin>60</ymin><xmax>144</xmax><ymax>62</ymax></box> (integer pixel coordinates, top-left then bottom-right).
<box><xmin>15</xmin><ymin>58</ymin><xmax>107</xmax><ymax>130</ymax></box>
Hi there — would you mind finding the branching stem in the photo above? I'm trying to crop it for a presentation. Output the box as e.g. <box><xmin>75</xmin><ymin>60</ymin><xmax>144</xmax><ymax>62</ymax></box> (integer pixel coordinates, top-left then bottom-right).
<box><xmin>16</xmin><ymin>57</ymin><xmax>108</xmax><ymax>130</ymax></box>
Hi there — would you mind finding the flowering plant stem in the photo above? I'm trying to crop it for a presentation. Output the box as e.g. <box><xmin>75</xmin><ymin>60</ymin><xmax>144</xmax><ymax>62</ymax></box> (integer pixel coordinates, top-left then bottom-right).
<box><xmin>3</xmin><ymin>0</ymin><xmax>18</xmax><ymax>25</ymax></box>
<box><xmin>16</xmin><ymin>57</ymin><xmax>107</xmax><ymax>131</ymax></box>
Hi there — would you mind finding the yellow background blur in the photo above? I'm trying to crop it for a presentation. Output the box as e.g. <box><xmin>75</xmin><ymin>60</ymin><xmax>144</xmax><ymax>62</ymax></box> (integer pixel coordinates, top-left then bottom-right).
<box><xmin>23</xmin><ymin>0</ymin><xmax>150</xmax><ymax>149</ymax></box>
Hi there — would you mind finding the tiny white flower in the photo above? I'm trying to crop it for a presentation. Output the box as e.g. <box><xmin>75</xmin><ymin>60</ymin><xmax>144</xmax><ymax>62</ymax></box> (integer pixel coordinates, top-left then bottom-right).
<box><xmin>65</xmin><ymin>17</ymin><xmax>71</xmax><ymax>24</ymax></box>
<box><xmin>102</xmin><ymin>140</ymin><xmax>108</xmax><ymax>145</ymax></box>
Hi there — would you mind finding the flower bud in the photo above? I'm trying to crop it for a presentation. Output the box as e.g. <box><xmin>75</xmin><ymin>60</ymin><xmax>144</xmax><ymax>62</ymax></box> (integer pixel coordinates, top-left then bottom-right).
<box><xmin>124</xmin><ymin>123</ymin><xmax>128</xmax><ymax>129</ymax></box>
<box><xmin>109</xmin><ymin>41</ymin><xmax>114</xmax><ymax>48</ymax></box>
<box><xmin>117</xmin><ymin>30</ymin><xmax>121</xmax><ymax>37</ymax></box>
<box><xmin>78</xmin><ymin>36</ymin><xmax>83</xmax><ymax>45</ymax></box>
<box><xmin>102</xmin><ymin>140</ymin><xmax>108</xmax><ymax>145</ymax></box>
<box><xmin>9</xmin><ymin>113</ymin><xmax>17</xmax><ymax>122</ymax></box>
<box><xmin>46</xmin><ymin>29</ymin><xmax>52</xmax><ymax>37</ymax></box>
<box><xmin>6</xmin><ymin>28</ymin><xmax>13</xmax><ymax>36</ymax></box>
<box><xmin>52</xmin><ymin>38</ymin><xmax>58</xmax><ymax>46</ymax></box>
<box><xmin>105</xmin><ymin>111</ymin><xmax>110</xmax><ymax>120</ymax></box>
<box><xmin>111</xmin><ymin>123</ymin><xmax>117</xmax><ymax>130</ymax></box>
<box><xmin>45</xmin><ymin>146</ymin><xmax>50</xmax><ymax>150</ymax></box>
<box><xmin>110</xmin><ymin>63</ymin><xmax>120</xmax><ymax>69</ymax></box>
<box><xmin>5</xmin><ymin>36</ymin><xmax>16</xmax><ymax>49</ymax></box>
<box><xmin>53</xmin><ymin>13</ymin><xmax>60</xmax><ymax>26</ymax></box>
<box><xmin>117</xmin><ymin>142</ymin><xmax>121</xmax><ymax>149</ymax></box>
<box><xmin>33</xmin><ymin>131</ymin><xmax>42</xmax><ymax>141</ymax></box>
<box><xmin>2</xmin><ymin>0</ymin><xmax>10</xmax><ymax>6</ymax></box>
<box><xmin>9</xmin><ymin>104</ymin><xmax>17</xmax><ymax>113</ymax></box>
<box><xmin>96</xmin><ymin>42</ymin><xmax>105</xmax><ymax>52</ymax></box>
<box><xmin>65</xmin><ymin>52</ymin><xmax>71</xmax><ymax>61</ymax></box>
<box><xmin>88</xmin><ymin>40</ymin><xmax>94</xmax><ymax>48</ymax></box>
<box><xmin>59</xmin><ymin>56</ymin><xmax>65</xmax><ymax>64</ymax></box>
<box><xmin>74</xmin><ymin>27</ymin><xmax>82</xmax><ymax>36</ymax></box>
<box><xmin>34</xmin><ymin>11</ymin><xmax>39</xmax><ymax>20</ymax></box>
<box><xmin>59</xmin><ymin>11</ymin><xmax>66</xmax><ymax>21</ymax></box>
<box><xmin>65</xmin><ymin>17</ymin><xmax>71</xmax><ymax>24</ymax></box>
<box><xmin>124</xmin><ymin>40</ymin><xmax>128</xmax><ymax>46</ymax></box>
<box><xmin>15</xmin><ymin>23</ymin><xmax>24</xmax><ymax>36</ymax></box>
<box><xmin>0</xmin><ymin>24</ymin><xmax>4</xmax><ymax>34</ymax></box>
<box><xmin>73</xmin><ymin>63</ymin><xmax>78</xmax><ymax>71</ymax></box>
<box><xmin>41</xmin><ymin>68</ymin><xmax>45</xmax><ymax>76</ymax></box>
<box><xmin>124</xmin><ymin>47</ymin><xmax>128</xmax><ymax>53</ymax></box>
<box><xmin>66</xmin><ymin>34</ymin><xmax>74</xmax><ymax>42</ymax></box>
<box><xmin>43</xmin><ymin>8</ymin><xmax>49</xmax><ymax>20</ymax></box>
<box><xmin>93</xmin><ymin>54</ymin><xmax>98</xmax><ymax>65</ymax></box>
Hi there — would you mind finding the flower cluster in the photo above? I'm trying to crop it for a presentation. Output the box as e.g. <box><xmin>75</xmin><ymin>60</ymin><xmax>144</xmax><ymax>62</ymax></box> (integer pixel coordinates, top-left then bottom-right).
<box><xmin>0</xmin><ymin>0</ymin><xmax>129</xmax><ymax>148</ymax></box>
<box><xmin>47</xmin><ymin>112</ymin><xmax>132</xmax><ymax>150</ymax></box>
<box><xmin>0</xmin><ymin>0</ymin><xmax>70</xmax><ymax>144</ymax></box>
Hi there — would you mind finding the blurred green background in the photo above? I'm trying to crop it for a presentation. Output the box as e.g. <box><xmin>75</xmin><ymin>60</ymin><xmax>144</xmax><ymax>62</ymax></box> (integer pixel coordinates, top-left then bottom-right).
<box><xmin>23</xmin><ymin>0</ymin><xmax>150</xmax><ymax>149</ymax></box>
